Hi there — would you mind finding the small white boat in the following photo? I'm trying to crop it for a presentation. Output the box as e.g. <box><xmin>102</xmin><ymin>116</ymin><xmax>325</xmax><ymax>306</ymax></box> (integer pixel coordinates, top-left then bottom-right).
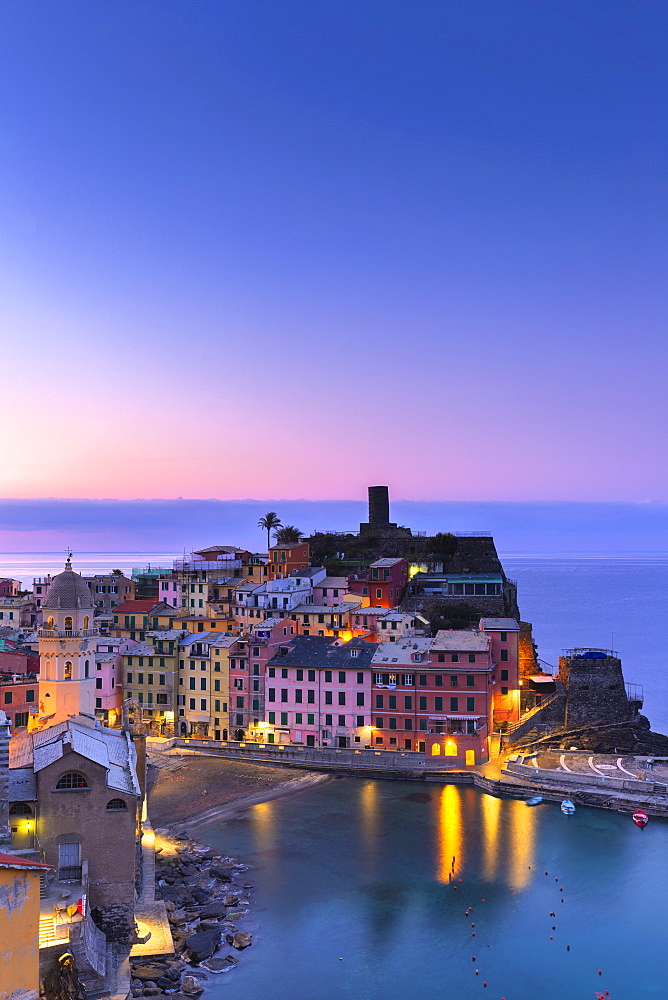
<box><xmin>525</xmin><ymin>796</ymin><xmax>543</xmax><ymax>806</ymax></box>
<box><xmin>560</xmin><ymin>799</ymin><xmax>575</xmax><ymax>815</ymax></box>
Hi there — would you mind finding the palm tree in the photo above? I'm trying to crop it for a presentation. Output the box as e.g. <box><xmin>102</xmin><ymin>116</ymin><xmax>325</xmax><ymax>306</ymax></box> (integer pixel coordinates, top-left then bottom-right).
<box><xmin>258</xmin><ymin>512</ymin><xmax>282</xmax><ymax>550</ymax></box>
<box><xmin>275</xmin><ymin>525</ymin><xmax>304</xmax><ymax>545</ymax></box>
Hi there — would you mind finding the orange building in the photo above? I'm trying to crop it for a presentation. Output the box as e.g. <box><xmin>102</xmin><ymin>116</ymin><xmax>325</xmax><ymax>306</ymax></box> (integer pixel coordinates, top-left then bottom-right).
<box><xmin>268</xmin><ymin>542</ymin><xmax>310</xmax><ymax>579</ymax></box>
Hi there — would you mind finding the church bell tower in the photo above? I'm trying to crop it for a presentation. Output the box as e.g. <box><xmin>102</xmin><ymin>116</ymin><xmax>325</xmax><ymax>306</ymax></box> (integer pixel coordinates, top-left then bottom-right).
<box><xmin>38</xmin><ymin>558</ymin><xmax>98</xmax><ymax>725</ymax></box>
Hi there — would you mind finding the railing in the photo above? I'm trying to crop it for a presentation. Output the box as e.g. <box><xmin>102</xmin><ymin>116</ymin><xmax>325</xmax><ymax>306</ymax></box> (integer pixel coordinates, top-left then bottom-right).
<box><xmin>562</xmin><ymin>648</ymin><xmax>619</xmax><ymax>659</ymax></box>
<box><xmin>37</xmin><ymin>628</ymin><xmax>100</xmax><ymax>639</ymax></box>
<box><xmin>58</xmin><ymin>865</ymin><xmax>83</xmax><ymax>882</ymax></box>
<box><xmin>626</xmin><ymin>682</ymin><xmax>644</xmax><ymax>705</ymax></box>
<box><xmin>494</xmin><ymin>692</ymin><xmax>559</xmax><ymax>734</ymax></box>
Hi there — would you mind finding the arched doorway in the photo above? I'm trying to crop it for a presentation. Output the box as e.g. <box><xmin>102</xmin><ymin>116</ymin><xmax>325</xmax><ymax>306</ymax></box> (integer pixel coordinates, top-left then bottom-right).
<box><xmin>234</xmin><ymin>729</ymin><xmax>245</xmax><ymax>741</ymax></box>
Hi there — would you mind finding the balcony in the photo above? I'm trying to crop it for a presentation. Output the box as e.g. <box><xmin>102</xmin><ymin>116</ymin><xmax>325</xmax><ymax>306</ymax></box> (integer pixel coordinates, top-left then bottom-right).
<box><xmin>37</xmin><ymin>628</ymin><xmax>100</xmax><ymax>639</ymax></box>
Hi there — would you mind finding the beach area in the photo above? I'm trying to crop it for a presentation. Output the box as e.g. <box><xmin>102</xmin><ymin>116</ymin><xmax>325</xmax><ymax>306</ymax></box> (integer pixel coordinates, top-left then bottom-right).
<box><xmin>147</xmin><ymin>751</ymin><xmax>330</xmax><ymax>830</ymax></box>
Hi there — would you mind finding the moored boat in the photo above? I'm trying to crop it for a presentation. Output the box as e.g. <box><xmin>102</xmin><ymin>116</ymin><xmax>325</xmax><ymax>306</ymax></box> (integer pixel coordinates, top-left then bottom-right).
<box><xmin>632</xmin><ymin>810</ymin><xmax>649</xmax><ymax>828</ymax></box>
<box><xmin>560</xmin><ymin>799</ymin><xmax>575</xmax><ymax>815</ymax></box>
<box><xmin>525</xmin><ymin>796</ymin><xmax>543</xmax><ymax>806</ymax></box>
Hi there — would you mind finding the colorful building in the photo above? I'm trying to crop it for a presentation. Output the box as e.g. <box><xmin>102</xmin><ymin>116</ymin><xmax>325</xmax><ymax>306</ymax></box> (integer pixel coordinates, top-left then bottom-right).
<box><xmin>348</xmin><ymin>557</ymin><xmax>409</xmax><ymax>609</ymax></box>
<box><xmin>0</xmin><ymin>852</ymin><xmax>52</xmax><ymax>1000</ymax></box>
<box><xmin>268</xmin><ymin>542</ymin><xmax>310</xmax><ymax>580</ymax></box>
<box><xmin>264</xmin><ymin>636</ymin><xmax>376</xmax><ymax>747</ymax></box>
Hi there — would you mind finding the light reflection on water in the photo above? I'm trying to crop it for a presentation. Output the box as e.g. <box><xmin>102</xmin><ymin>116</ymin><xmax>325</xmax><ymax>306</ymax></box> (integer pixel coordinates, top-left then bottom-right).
<box><xmin>197</xmin><ymin>777</ymin><xmax>668</xmax><ymax>1000</ymax></box>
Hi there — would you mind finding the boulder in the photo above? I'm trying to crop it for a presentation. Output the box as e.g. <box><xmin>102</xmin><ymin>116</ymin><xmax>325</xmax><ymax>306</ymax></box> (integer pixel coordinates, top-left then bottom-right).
<box><xmin>201</xmin><ymin>955</ymin><xmax>238</xmax><ymax>974</ymax></box>
<box><xmin>181</xmin><ymin>977</ymin><xmax>204</xmax><ymax>996</ymax></box>
<box><xmin>209</xmin><ymin>867</ymin><xmax>232</xmax><ymax>882</ymax></box>
<box><xmin>199</xmin><ymin>918</ymin><xmax>222</xmax><ymax>930</ymax></box>
<box><xmin>232</xmin><ymin>931</ymin><xmax>252</xmax><ymax>950</ymax></box>
<box><xmin>199</xmin><ymin>903</ymin><xmax>227</xmax><ymax>918</ymax></box>
<box><xmin>191</xmin><ymin>888</ymin><xmax>212</xmax><ymax>904</ymax></box>
<box><xmin>222</xmin><ymin>895</ymin><xmax>239</xmax><ymax>906</ymax></box>
<box><xmin>186</xmin><ymin>927</ymin><xmax>222</xmax><ymax>963</ymax></box>
<box><xmin>132</xmin><ymin>964</ymin><xmax>170</xmax><ymax>981</ymax></box>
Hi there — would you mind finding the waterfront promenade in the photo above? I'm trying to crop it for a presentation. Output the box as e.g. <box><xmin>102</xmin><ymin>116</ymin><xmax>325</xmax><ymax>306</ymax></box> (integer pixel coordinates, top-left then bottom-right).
<box><xmin>147</xmin><ymin>738</ymin><xmax>668</xmax><ymax>820</ymax></box>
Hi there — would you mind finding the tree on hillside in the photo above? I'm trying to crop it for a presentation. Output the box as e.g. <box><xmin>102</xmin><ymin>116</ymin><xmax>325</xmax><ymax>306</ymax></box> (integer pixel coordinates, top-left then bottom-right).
<box><xmin>258</xmin><ymin>512</ymin><xmax>282</xmax><ymax>550</ymax></box>
<box><xmin>275</xmin><ymin>525</ymin><xmax>304</xmax><ymax>545</ymax></box>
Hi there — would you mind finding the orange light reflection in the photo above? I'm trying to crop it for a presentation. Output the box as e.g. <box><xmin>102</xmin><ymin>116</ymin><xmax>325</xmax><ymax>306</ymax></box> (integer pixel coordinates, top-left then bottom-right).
<box><xmin>437</xmin><ymin>785</ymin><xmax>462</xmax><ymax>883</ymax></box>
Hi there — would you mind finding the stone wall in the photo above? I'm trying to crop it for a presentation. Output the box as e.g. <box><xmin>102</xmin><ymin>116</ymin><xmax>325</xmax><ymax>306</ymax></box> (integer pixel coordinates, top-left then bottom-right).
<box><xmin>559</xmin><ymin>654</ymin><xmax>632</xmax><ymax>727</ymax></box>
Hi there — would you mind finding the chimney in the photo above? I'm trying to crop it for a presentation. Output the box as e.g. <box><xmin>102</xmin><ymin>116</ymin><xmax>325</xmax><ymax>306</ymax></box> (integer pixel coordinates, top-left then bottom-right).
<box><xmin>0</xmin><ymin>710</ymin><xmax>12</xmax><ymax>846</ymax></box>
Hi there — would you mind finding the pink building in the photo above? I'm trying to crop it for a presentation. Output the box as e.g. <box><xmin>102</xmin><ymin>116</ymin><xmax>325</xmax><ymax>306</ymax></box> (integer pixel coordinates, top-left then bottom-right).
<box><xmin>158</xmin><ymin>576</ymin><xmax>180</xmax><ymax>609</ymax></box>
<box><xmin>243</xmin><ymin>618</ymin><xmax>297</xmax><ymax>741</ymax></box>
<box><xmin>348</xmin><ymin>558</ymin><xmax>409</xmax><ymax>609</ymax></box>
<box><xmin>0</xmin><ymin>579</ymin><xmax>21</xmax><ymax>598</ymax></box>
<box><xmin>479</xmin><ymin>617</ymin><xmax>521</xmax><ymax>726</ymax></box>
<box><xmin>425</xmin><ymin>630</ymin><xmax>494</xmax><ymax>765</ymax></box>
<box><xmin>264</xmin><ymin>636</ymin><xmax>376</xmax><ymax>747</ymax></box>
<box><xmin>94</xmin><ymin>637</ymin><xmax>132</xmax><ymax>726</ymax></box>
<box><xmin>312</xmin><ymin>577</ymin><xmax>350</xmax><ymax>606</ymax></box>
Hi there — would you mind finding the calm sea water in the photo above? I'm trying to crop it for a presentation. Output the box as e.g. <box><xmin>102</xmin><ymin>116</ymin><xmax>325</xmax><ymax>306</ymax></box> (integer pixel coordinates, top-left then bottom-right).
<box><xmin>197</xmin><ymin>778</ymin><xmax>668</xmax><ymax>1000</ymax></box>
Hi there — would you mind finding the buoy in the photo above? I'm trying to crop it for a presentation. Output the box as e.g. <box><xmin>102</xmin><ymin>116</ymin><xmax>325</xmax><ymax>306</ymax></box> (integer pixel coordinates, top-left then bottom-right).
<box><xmin>483</xmin><ymin>982</ymin><xmax>487</xmax><ymax>988</ymax></box>
<box><xmin>555</xmin><ymin>877</ymin><xmax>558</xmax><ymax>881</ymax></box>
<box><xmin>481</xmin><ymin>898</ymin><xmax>486</xmax><ymax>902</ymax></box>
<box><xmin>472</xmin><ymin>932</ymin><xmax>476</xmax><ymax>936</ymax></box>
<box><xmin>567</xmin><ymin>945</ymin><xmax>570</xmax><ymax>951</ymax></box>
<box><xmin>472</xmin><ymin>956</ymin><xmax>476</xmax><ymax>961</ymax></box>
<box><xmin>545</xmin><ymin>871</ymin><xmax>548</xmax><ymax>875</ymax></box>
<box><xmin>472</xmin><ymin>923</ymin><xmax>475</xmax><ymax>927</ymax></box>
<box><xmin>552</xmin><ymin>926</ymin><xmax>556</xmax><ymax>930</ymax></box>
<box><xmin>339</xmin><ymin>957</ymin><xmax>343</xmax><ymax>960</ymax></box>
<box><xmin>475</xmin><ymin>970</ymin><xmax>479</xmax><ymax>975</ymax></box>
<box><xmin>598</xmin><ymin>969</ymin><xmax>603</xmax><ymax>975</ymax></box>
<box><xmin>549</xmin><ymin>935</ymin><xmax>553</xmax><ymax>940</ymax></box>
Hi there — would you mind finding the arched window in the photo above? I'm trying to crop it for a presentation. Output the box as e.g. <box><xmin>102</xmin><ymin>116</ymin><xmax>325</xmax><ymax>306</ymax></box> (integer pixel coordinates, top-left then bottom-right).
<box><xmin>64</xmin><ymin>661</ymin><xmax>72</xmax><ymax>679</ymax></box>
<box><xmin>64</xmin><ymin>617</ymin><xmax>73</xmax><ymax>630</ymax></box>
<box><xmin>84</xmin><ymin>616</ymin><xmax>89</xmax><ymax>629</ymax></box>
<box><xmin>431</xmin><ymin>743</ymin><xmax>441</xmax><ymax>756</ymax></box>
<box><xmin>47</xmin><ymin>616</ymin><xmax>54</xmax><ymax>630</ymax></box>
<box><xmin>106</xmin><ymin>798</ymin><xmax>127</xmax><ymax>811</ymax></box>
<box><xmin>84</xmin><ymin>660</ymin><xmax>90</xmax><ymax>678</ymax></box>
<box><xmin>55</xmin><ymin>772</ymin><xmax>88</xmax><ymax>790</ymax></box>
<box><xmin>9</xmin><ymin>803</ymin><xmax>32</xmax><ymax>816</ymax></box>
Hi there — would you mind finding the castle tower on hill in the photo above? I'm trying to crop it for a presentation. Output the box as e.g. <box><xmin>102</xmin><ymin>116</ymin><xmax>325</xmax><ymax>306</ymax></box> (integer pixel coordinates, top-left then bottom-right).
<box><xmin>37</xmin><ymin>558</ymin><xmax>98</xmax><ymax>726</ymax></box>
<box><xmin>359</xmin><ymin>485</ymin><xmax>412</xmax><ymax>538</ymax></box>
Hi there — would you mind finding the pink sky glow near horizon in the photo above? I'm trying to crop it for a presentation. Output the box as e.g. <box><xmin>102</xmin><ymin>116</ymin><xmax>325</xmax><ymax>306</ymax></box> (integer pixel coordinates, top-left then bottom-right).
<box><xmin>1</xmin><ymin>3</ymin><xmax>666</xmax><ymax>504</ymax></box>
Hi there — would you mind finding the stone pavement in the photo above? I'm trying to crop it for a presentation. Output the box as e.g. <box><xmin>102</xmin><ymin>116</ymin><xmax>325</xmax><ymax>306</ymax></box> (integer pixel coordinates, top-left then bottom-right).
<box><xmin>527</xmin><ymin>750</ymin><xmax>668</xmax><ymax>783</ymax></box>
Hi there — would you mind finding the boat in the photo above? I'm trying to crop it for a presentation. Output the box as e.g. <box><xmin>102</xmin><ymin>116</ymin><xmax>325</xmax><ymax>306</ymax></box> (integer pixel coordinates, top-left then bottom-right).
<box><xmin>632</xmin><ymin>810</ymin><xmax>649</xmax><ymax>828</ymax></box>
<box><xmin>560</xmin><ymin>799</ymin><xmax>575</xmax><ymax>815</ymax></box>
<box><xmin>525</xmin><ymin>796</ymin><xmax>543</xmax><ymax>806</ymax></box>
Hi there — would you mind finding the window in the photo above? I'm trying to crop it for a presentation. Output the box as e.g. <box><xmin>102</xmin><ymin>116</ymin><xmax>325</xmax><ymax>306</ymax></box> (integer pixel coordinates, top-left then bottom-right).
<box><xmin>437</xmin><ymin>653</ymin><xmax>445</xmax><ymax>662</ymax></box>
<box><xmin>268</xmin><ymin>712</ymin><xmax>275</xmax><ymax>724</ymax></box>
<box><xmin>338</xmin><ymin>715</ymin><xmax>345</xmax><ymax>726</ymax></box>
<box><xmin>9</xmin><ymin>803</ymin><xmax>32</xmax><ymax>816</ymax></box>
<box><xmin>419</xmin><ymin>674</ymin><xmax>427</xmax><ymax>686</ymax></box>
<box><xmin>500</xmin><ymin>632</ymin><xmax>507</xmax><ymax>642</ymax></box>
<box><xmin>404</xmin><ymin>719</ymin><xmax>412</xmax><ymax>730</ymax></box>
<box><xmin>501</xmin><ymin>686</ymin><xmax>508</xmax><ymax>695</ymax></box>
<box><xmin>295</xmin><ymin>689</ymin><xmax>303</xmax><ymax>703</ymax></box>
<box><xmin>189</xmin><ymin>678</ymin><xmax>196</xmax><ymax>690</ymax></box>
<box><xmin>356</xmin><ymin>715</ymin><xmax>364</xmax><ymax>726</ymax></box>
<box><xmin>435</xmin><ymin>697</ymin><xmax>443</xmax><ymax>711</ymax></box>
<box><xmin>307</xmin><ymin>690</ymin><xmax>315</xmax><ymax>703</ymax></box>
<box><xmin>325</xmin><ymin>691</ymin><xmax>333</xmax><ymax>705</ymax></box>
<box><xmin>467</xmin><ymin>697</ymin><xmax>475</xmax><ymax>712</ymax></box>
<box><xmin>419</xmin><ymin>696</ymin><xmax>427</xmax><ymax>711</ymax></box>
<box><xmin>106</xmin><ymin>798</ymin><xmax>127</xmax><ymax>811</ymax></box>
<box><xmin>450</xmin><ymin>675</ymin><xmax>459</xmax><ymax>687</ymax></box>
<box><xmin>280</xmin><ymin>712</ymin><xmax>288</xmax><ymax>725</ymax></box>
<box><xmin>467</xmin><ymin>675</ymin><xmax>475</xmax><ymax>687</ymax></box>
<box><xmin>14</xmin><ymin>712</ymin><xmax>28</xmax><ymax>728</ymax></box>
<box><xmin>138</xmin><ymin>672</ymin><xmax>144</xmax><ymax>684</ymax></box>
<box><xmin>281</xmin><ymin>668</ymin><xmax>288</xmax><ymax>679</ymax></box>
<box><xmin>389</xmin><ymin>718</ymin><xmax>397</xmax><ymax>729</ymax></box>
<box><xmin>308</xmin><ymin>670</ymin><xmax>316</xmax><ymax>682</ymax></box>
<box><xmin>468</xmin><ymin>654</ymin><xmax>476</xmax><ymax>663</ymax></box>
<box><xmin>236</xmin><ymin>696</ymin><xmax>244</xmax><ymax>708</ymax></box>
<box><xmin>501</xmin><ymin>669</ymin><xmax>508</xmax><ymax>681</ymax></box>
<box><xmin>96</xmin><ymin>678</ymin><xmax>102</xmax><ymax>689</ymax></box>
<box><xmin>3</xmin><ymin>692</ymin><xmax>11</xmax><ymax>705</ymax></box>
<box><xmin>356</xmin><ymin>693</ymin><xmax>364</xmax><ymax>706</ymax></box>
<box><xmin>95</xmin><ymin>697</ymin><xmax>102</xmax><ymax>709</ymax></box>
<box><xmin>402</xmin><ymin>675</ymin><xmax>413</xmax><ymax>685</ymax></box>
<box><xmin>500</xmin><ymin>649</ymin><xmax>508</xmax><ymax>661</ymax></box>
<box><xmin>268</xmin><ymin>688</ymin><xmax>276</xmax><ymax>702</ymax></box>
<box><xmin>189</xmin><ymin>698</ymin><xmax>196</xmax><ymax>709</ymax></box>
<box><xmin>281</xmin><ymin>688</ymin><xmax>288</xmax><ymax>702</ymax></box>
<box><xmin>338</xmin><ymin>671</ymin><xmax>346</xmax><ymax>683</ymax></box>
<box><xmin>388</xmin><ymin>695</ymin><xmax>396</xmax><ymax>710</ymax></box>
<box><xmin>296</xmin><ymin>669</ymin><xmax>304</xmax><ymax>681</ymax></box>
<box><xmin>450</xmin><ymin>697</ymin><xmax>459</xmax><ymax>712</ymax></box>
<box><xmin>268</xmin><ymin>667</ymin><xmax>276</xmax><ymax>678</ymax></box>
<box><xmin>376</xmin><ymin>589</ymin><xmax>382</xmax><ymax>599</ymax></box>
<box><xmin>55</xmin><ymin>772</ymin><xmax>88</xmax><ymax>790</ymax></box>
<box><xmin>338</xmin><ymin>692</ymin><xmax>346</xmax><ymax>705</ymax></box>
<box><xmin>324</xmin><ymin>670</ymin><xmax>332</xmax><ymax>683</ymax></box>
<box><xmin>404</xmin><ymin>696</ymin><xmax>412</xmax><ymax>710</ymax></box>
<box><xmin>434</xmin><ymin>675</ymin><xmax>443</xmax><ymax>686</ymax></box>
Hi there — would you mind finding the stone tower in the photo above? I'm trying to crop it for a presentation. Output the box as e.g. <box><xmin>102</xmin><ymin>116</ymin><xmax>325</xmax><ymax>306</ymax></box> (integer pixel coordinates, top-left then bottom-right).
<box><xmin>359</xmin><ymin>485</ymin><xmax>411</xmax><ymax>537</ymax></box>
<box><xmin>559</xmin><ymin>648</ymin><xmax>632</xmax><ymax>727</ymax></box>
<box><xmin>38</xmin><ymin>558</ymin><xmax>98</xmax><ymax>724</ymax></box>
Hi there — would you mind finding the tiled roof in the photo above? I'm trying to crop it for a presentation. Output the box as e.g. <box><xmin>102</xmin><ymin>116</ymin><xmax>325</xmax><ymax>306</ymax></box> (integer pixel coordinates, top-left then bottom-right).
<box><xmin>0</xmin><ymin>852</ymin><xmax>53</xmax><ymax>870</ymax></box>
<box><xmin>372</xmin><ymin>638</ymin><xmax>432</xmax><ymax>665</ymax></box>
<box><xmin>268</xmin><ymin>635</ymin><xmax>377</xmax><ymax>669</ymax></box>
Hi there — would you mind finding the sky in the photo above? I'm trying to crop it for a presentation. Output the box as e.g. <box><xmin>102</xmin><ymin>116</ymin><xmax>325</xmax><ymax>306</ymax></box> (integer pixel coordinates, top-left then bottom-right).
<box><xmin>1</xmin><ymin>0</ymin><xmax>666</xmax><ymax>502</ymax></box>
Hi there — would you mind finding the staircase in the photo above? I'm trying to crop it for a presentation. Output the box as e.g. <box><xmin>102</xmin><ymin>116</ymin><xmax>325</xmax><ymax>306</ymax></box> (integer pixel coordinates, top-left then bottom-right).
<box><xmin>39</xmin><ymin>915</ymin><xmax>57</xmax><ymax>948</ymax></box>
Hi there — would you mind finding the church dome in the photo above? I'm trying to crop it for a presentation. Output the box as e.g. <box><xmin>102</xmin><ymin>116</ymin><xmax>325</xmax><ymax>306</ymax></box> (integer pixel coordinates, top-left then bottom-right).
<box><xmin>42</xmin><ymin>558</ymin><xmax>94</xmax><ymax>610</ymax></box>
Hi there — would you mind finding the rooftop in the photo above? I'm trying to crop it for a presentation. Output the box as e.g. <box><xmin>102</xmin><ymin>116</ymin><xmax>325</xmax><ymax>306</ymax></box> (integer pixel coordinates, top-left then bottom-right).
<box><xmin>268</xmin><ymin>635</ymin><xmax>377</xmax><ymax>669</ymax></box>
<box><xmin>42</xmin><ymin>560</ymin><xmax>94</xmax><ymax>611</ymax></box>
<box><xmin>431</xmin><ymin>630</ymin><xmax>490</xmax><ymax>653</ymax></box>
<box><xmin>372</xmin><ymin>638</ymin><xmax>433</xmax><ymax>664</ymax></box>
<box><xmin>479</xmin><ymin>618</ymin><xmax>520</xmax><ymax>630</ymax></box>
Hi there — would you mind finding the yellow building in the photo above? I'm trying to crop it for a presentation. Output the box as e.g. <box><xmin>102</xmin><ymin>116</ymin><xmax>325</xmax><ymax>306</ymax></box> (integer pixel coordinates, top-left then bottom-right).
<box><xmin>0</xmin><ymin>852</ymin><xmax>53</xmax><ymax>1000</ymax></box>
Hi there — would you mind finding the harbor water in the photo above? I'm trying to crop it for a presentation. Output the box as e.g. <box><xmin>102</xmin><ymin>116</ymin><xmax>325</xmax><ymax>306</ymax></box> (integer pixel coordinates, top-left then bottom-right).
<box><xmin>197</xmin><ymin>776</ymin><xmax>667</xmax><ymax>1000</ymax></box>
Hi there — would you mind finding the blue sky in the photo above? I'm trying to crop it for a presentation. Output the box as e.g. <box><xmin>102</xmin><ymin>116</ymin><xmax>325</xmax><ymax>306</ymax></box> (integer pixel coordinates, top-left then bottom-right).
<box><xmin>1</xmin><ymin>1</ymin><xmax>666</xmax><ymax>500</ymax></box>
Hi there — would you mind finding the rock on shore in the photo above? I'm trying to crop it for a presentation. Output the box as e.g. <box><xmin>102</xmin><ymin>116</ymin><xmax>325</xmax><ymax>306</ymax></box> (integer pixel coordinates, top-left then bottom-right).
<box><xmin>130</xmin><ymin>829</ymin><xmax>254</xmax><ymax>997</ymax></box>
